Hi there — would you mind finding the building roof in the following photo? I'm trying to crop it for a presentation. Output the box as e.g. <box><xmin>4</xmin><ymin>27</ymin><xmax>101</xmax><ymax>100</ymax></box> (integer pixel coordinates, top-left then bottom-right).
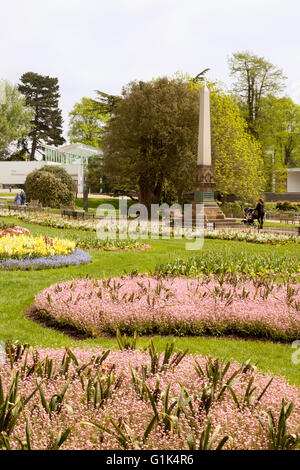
<box><xmin>57</xmin><ymin>143</ymin><xmax>102</xmax><ymax>156</ymax></box>
<box><xmin>43</xmin><ymin>143</ymin><xmax>102</xmax><ymax>165</ymax></box>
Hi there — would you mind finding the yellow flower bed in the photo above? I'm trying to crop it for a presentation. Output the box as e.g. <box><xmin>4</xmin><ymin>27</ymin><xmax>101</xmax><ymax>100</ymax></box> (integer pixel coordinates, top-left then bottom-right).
<box><xmin>0</xmin><ymin>234</ymin><xmax>76</xmax><ymax>259</ymax></box>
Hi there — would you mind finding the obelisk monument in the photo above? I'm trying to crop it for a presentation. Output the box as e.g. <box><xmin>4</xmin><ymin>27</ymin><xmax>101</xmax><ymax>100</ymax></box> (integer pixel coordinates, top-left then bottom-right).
<box><xmin>198</xmin><ymin>84</ymin><xmax>212</xmax><ymax>167</ymax></box>
<box><xmin>192</xmin><ymin>84</ymin><xmax>225</xmax><ymax>222</ymax></box>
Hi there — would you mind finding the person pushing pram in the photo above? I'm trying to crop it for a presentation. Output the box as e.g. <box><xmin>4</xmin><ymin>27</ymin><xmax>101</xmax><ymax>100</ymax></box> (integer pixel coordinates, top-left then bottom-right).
<box><xmin>242</xmin><ymin>198</ymin><xmax>265</xmax><ymax>229</ymax></box>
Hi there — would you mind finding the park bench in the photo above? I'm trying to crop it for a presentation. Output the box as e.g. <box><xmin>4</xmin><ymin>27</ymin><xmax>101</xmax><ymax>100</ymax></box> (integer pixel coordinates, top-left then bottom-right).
<box><xmin>61</xmin><ymin>206</ymin><xmax>74</xmax><ymax>218</ymax></box>
<box><xmin>8</xmin><ymin>203</ymin><xmax>26</xmax><ymax>212</ymax></box>
<box><xmin>265</xmin><ymin>212</ymin><xmax>279</xmax><ymax>221</ymax></box>
<box><xmin>61</xmin><ymin>206</ymin><xmax>85</xmax><ymax>219</ymax></box>
<box><xmin>279</xmin><ymin>212</ymin><xmax>295</xmax><ymax>224</ymax></box>
<box><xmin>27</xmin><ymin>200</ymin><xmax>43</xmax><ymax>212</ymax></box>
<box><xmin>294</xmin><ymin>213</ymin><xmax>300</xmax><ymax>224</ymax></box>
<box><xmin>0</xmin><ymin>199</ymin><xmax>8</xmax><ymax>210</ymax></box>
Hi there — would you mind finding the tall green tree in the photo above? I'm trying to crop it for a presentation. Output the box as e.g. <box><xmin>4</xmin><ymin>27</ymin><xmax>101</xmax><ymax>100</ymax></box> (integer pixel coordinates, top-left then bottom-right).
<box><xmin>68</xmin><ymin>94</ymin><xmax>114</xmax><ymax>195</ymax></box>
<box><xmin>0</xmin><ymin>80</ymin><xmax>33</xmax><ymax>159</ymax></box>
<box><xmin>254</xmin><ymin>96</ymin><xmax>300</xmax><ymax>191</ymax></box>
<box><xmin>228</xmin><ymin>51</ymin><xmax>286</xmax><ymax>135</ymax></box>
<box><xmin>210</xmin><ymin>88</ymin><xmax>265</xmax><ymax>201</ymax></box>
<box><xmin>103</xmin><ymin>77</ymin><xmax>199</xmax><ymax>210</ymax></box>
<box><xmin>68</xmin><ymin>97</ymin><xmax>109</xmax><ymax>147</ymax></box>
<box><xmin>103</xmin><ymin>77</ymin><xmax>264</xmax><ymax>207</ymax></box>
<box><xmin>256</xmin><ymin>96</ymin><xmax>300</xmax><ymax>166</ymax></box>
<box><xmin>94</xmin><ymin>90</ymin><xmax>122</xmax><ymax>115</ymax></box>
<box><xmin>18</xmin><ymin>72</ymin><xmax>65</xmax><ymax>160</ymax></box>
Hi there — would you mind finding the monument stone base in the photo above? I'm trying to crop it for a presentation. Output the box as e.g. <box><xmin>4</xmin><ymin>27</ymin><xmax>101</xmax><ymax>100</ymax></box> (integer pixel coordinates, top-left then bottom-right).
<box><xmin>183</xmin><ymin>166</ymin><xmax>239</xmax><ymax>228</ymax></box>
<box><xmin>192</xmin><ymin>189</ymin><xmax>225</xmax><ymax>220</ymax></box>
<box><xmin>186</xmin><ymin>199</ymin><xmax>238</xmax><ymax>228</ymax></box>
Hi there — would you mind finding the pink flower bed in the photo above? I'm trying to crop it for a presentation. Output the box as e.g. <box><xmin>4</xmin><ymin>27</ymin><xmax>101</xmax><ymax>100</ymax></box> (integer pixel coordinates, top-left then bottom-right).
<box><xmin>34</xmin><ymin>277</ymin><xmax>300</xmax><ymax>341</ymax></box>
<box><xmin>1</xmin><ymin>346</ymin><xmax>299</xmax><ymax>450</ymax></box>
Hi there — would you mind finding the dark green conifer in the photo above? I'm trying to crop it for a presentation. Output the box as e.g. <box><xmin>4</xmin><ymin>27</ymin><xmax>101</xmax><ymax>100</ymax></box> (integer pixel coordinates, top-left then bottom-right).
<box><xmin>18</xmin><ymin>72</ymin><xmax>65</xmax><ymax>160</ymax></box>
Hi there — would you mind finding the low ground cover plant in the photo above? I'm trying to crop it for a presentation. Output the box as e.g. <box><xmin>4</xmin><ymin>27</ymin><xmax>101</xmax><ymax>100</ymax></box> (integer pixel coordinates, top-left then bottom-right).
<box><xmin>0</xmin><ymin>220</ymin><xmax>15</xmax><ymax>231</ymax></box>
<box><xmin>65</xmin><ymin>234</ymin><xmax>151</xmax><ymax>251</ymax></box>
<box><xmin>276</xmin><ymin>202</ymin><xmax>300</xmax><ymax>212</ymax></box>
<box><xmin>156</xmin><ymin>251</ymin><xmax>299</xmax><ymax>276</ymax></box>
<box><xmin>0</xmin><ymin>342</ymin><xmax>299</xmax><ymax>450</ymax></box>
<box><xmin>34</xmin><ymin>275</ymin><xmax>300</xmax><ymax>341</ymax></box>
<box><xmin>0</xmin><ymin>249</ymin><xmax>92</xmax><ymax>271</ymax></box>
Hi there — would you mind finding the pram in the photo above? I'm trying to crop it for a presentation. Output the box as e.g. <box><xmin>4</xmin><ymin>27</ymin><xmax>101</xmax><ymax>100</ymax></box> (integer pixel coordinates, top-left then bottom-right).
<box><xmin>242</xmin><ymin>207</ymin><xmax>257</xmax><ymax>226</ymax></box>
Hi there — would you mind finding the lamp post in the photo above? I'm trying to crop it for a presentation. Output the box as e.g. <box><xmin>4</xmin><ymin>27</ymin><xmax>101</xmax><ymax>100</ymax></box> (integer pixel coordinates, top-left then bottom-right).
<box><xmin>82</xmin><ymin>157</ymin><xmax>89</xmax><ymax>213</ymax></box>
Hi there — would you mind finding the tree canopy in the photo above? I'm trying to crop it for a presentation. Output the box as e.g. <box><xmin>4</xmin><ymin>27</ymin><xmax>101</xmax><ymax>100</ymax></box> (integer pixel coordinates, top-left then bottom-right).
<box><xmin>68</xmin><ymin>97</ymin><xmax>109</xmax><ymax>147</ymax></box>
<box><xmin>103</xmin><ymin>77</ymin><xmax>199</xmax><ymax>210</ymax></box>
<box><xmin>102</xmin><ymin>76</ymin><xmax>265</xmax><ymax>207</ymax></box>
<box><xmin>210</xmin><ymin>87</ymin><xmax>265</xmax><ymax>201</ymax></box>
<box><xmin>256</xmin><ymin>96</ymin><xmax>300</xmax><ymax>165</ymax></box>
<box><xmin>0</xmin><ymin>80</ymin><xmax>33</xmax><ymax>159</ymax></box>
<box><xmin>228</xmin><ymin>51</ymin><xmax>286</xmax><ymax>135</ymax></box>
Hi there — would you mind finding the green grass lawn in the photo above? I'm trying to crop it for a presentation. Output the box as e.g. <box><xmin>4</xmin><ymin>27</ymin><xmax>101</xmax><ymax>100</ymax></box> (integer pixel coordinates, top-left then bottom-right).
<box><xmin>74</xmin><ymin>197</ymin><xmax>137</xmax><ymax>215</ymax></box>
<box><xmin>1</xmin><ymin>215</ymin><xmax>300</xmax><ymax>385</ymax></box>
<box><xmin>0</xmin><ymin>193</ymin><xmax>16</xmax><ymax>197</ymax></box>
<box><xmin>264</xmin><ymin>221</ymin><xmax>300</xmax><ymax>228</ymax></box>
<box><xmin>236</xmin><ymin>218</ymin><xmax>300</xmax><ymax>229</ymax></box>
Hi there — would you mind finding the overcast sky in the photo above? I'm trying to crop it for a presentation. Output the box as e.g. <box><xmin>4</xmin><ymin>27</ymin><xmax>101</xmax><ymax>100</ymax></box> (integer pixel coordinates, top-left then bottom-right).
<box><xmin>1</xmin><ymin>0</ymin><xmax>300</xmax><ymax>140</ymax></box>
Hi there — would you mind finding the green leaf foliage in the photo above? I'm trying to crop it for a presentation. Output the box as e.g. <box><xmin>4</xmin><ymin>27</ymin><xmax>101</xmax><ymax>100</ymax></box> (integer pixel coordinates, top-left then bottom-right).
<box><xmin>0</xmin><ymin>80</ymin><xmax>33</xmax><ymax>159</ymax></box>
<box><xmin>18</xmin><ymin>72</ymin><xmax>65</xmax><ymax>160</ymax></box>
<box><xmin>103</xmin><ymin>76</ymin><xmax>264</xmax><ymax>205</ymax></box>
<box><xmin>24</xmin><ymin>166</ymin><xmax>75</xmax><ymax>208</ymax></box>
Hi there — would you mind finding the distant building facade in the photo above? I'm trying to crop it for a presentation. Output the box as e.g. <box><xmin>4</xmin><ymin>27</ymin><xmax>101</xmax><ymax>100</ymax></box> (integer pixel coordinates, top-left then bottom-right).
<box><xmin>287</xmin><ymin>169</ymin><xmax>300</xmax><ymax>192</ymax></box>
<box><xmin>0</xmin><ymin>143</ymin><xmax>102</xmax><ymax>193</ymax></box>
<box><xmin>264</xmin><ymin>168</ymin><xmax>300</xmax><ymax>202</ymax></box>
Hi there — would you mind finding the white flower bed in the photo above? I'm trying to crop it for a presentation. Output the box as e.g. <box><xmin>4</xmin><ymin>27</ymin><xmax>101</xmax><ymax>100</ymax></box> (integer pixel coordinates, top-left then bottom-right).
<box><xmin>0</xmin><ymin>210</ymin><xmax>298</xmax><ymax>244</ymax></box>
<box><xmin>205</xmin><ymin>229</ymin><xmax>298</xmax><ymax>244</ymax></box>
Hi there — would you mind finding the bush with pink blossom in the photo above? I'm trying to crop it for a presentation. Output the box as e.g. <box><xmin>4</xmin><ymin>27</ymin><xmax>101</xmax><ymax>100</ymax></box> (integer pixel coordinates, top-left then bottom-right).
<box><xmin>0</xmin><ymin>342</ymin><xmax>299</xmax><ymax>450</ymax></box>
<box><xmin>34</xmin><ymin>276</ymin><xmax>300</xmax><ymax>341</ymax></box>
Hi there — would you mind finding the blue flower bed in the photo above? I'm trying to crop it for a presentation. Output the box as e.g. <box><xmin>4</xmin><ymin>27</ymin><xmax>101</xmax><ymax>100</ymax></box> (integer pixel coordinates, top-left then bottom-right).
<box><xmin>0</xmin><ymin>249</ymin><xmax>92</xmax><ymax>271</ymax></box>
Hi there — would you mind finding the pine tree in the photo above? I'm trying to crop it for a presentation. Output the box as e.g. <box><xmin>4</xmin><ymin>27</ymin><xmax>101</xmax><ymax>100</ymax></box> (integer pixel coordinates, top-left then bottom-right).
<box><xmin>18</xmin><ymin>72</ymin><xmax>65</xmax><ymax>160</ymax></box>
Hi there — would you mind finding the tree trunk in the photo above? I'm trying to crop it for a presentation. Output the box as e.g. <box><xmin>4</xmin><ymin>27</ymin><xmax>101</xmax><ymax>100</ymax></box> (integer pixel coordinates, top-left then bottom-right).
<box><xmin>284</xmin><ymin>146</ymin><xmax>291</xmax><ymax>166</ymax></box>
<box><xmin>30</xmin><ymin>138</ymin><xmax>37</xmax><ymax>161</ymax></box>
<box><xmin>138</xmin><ymin>174</ymin><xmax>163</xmax><ymax>216</ymax></box>
<box><xmin>138</xmin><ymin>185</ymin><xmax>158</xmax><ymax>215</ymax></box>
<box><xmin>83</xmin><ymin>187</ymin><xmax>89</xmax><ymax>212</ymax></box>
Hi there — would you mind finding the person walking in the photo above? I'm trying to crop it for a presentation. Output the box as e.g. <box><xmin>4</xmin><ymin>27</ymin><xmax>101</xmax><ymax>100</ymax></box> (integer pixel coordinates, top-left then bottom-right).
<box><xmin>20</xmin><ymin>190</ymin><xmax>26</xmax><ymax>206</ymax></box>
<box><xmin>253</xmin><ymin>198</ymin><xmax>265</xmax><ymax>229</ymax></box>
<box><xmin>14</xmin><ymin>191</ymin><xmax>22</xmax><ymax>206</ymax></box>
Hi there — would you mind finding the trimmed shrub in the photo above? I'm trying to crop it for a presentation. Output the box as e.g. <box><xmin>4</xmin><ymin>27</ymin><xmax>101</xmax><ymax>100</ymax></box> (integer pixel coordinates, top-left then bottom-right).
<box><xmin>25</xmin><ymin>166</ymin><xmax>75</xmax><ymax>208</ymax></box>
<box><xmin>40</xmin><ymin>165</ymin><xmax>76</xmax><ymax>193</ymax></box>
<box><xmin>221</xmin><ymin>201</ymin><xmax>252</xmax><ymax>218</ymax></box>
<box><xmin>276</xmin><ymin>201</ymin><xmax>299</xmax><ymax>212</ymax></box>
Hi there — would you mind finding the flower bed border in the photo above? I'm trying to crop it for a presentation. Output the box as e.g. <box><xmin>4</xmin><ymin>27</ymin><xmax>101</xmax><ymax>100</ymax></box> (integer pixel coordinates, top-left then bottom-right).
<box><xmin>0</xmin><ymin>249</ymin><xmax>92</xmax><ymax>270</ymax></box>
<box><xmin>1</xmin><ymin>210</ymin><xmax>298</xmax><ymax>245</ymax></box>
<box><xmin>33</xmin><ymin>276</ymin><xmax>300</xmax><ymax>342</ymax></box>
